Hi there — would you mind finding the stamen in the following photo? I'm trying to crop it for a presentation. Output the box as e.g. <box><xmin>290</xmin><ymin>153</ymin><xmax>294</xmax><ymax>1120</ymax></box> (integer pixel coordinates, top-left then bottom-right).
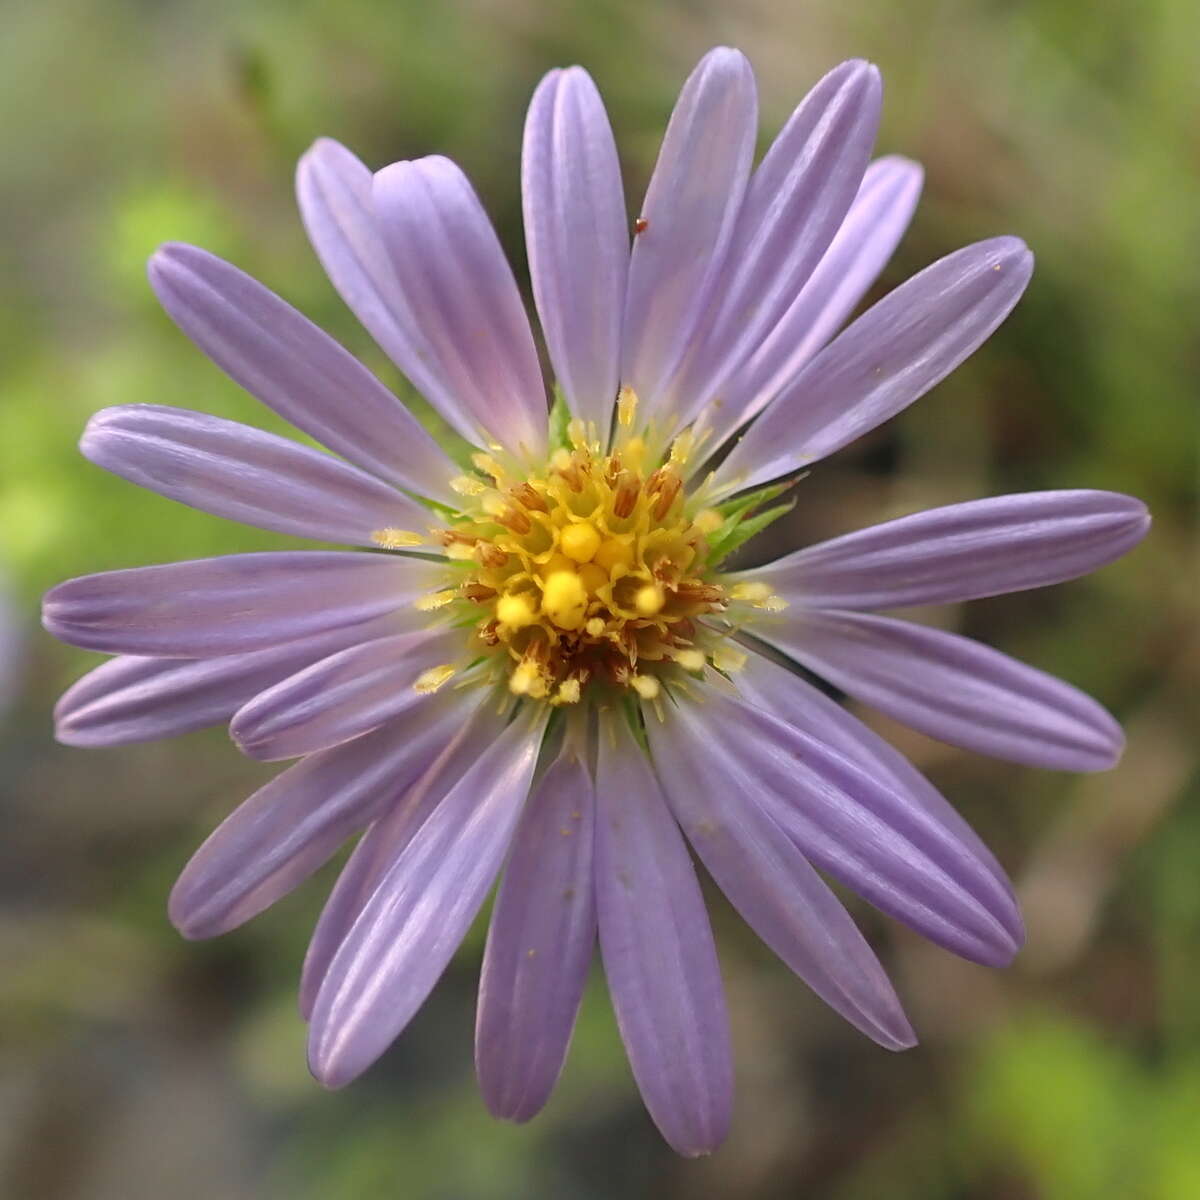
<box><xmin>450</xmin><ymin>475</ymin><xmax>485</xmax><ymax>497</ymax></box>
<box><xmin>371</xmin><ymin>528</ymin><xmax>425</xmax><ymax>549</ymax></box>
<box><xmin>617</xmin><ymin>387</ymin><xmax>638</xmax><ymax>428</ymax></box>
<box><xmin>415</xmin><ymin>590</ymin><xmax>457</xmax><ymax>611</ymax></box>
<box><xmin>694</xmin><ymin>508</ymin><xmax>724</xmax><ymax>534</ymax></box>
<box><xmin>631</xmin><ymin>675</ymin><xmax>660</xmax><ymax>700</ymax></box>
<box><xmin>414</xmin><ymin>664</ymin><xmax>456</xmax><ymax>694</ymax></box>
<box><xmin>511</xmin><ymin>482</ymin><xmax>548</xmax><ymax>512</ymax></box>
<box><xmin>472</xmin><ymin>453</ymin><xmax>506</xmax><ymax>482</ymax></box>
<box><xmin>672</xmin><ymin>648</ymin><xmax>706</xmax><ymax>672</ymax></box>
<box><xmin>730</xmin><ymin>581</ymin><xmax>773</xmax><ymax>602</ymax></box>
<box><xmin>712</xmin><ymin>645</ymin><xmax>747</xmax><ymax>673</ymax></box>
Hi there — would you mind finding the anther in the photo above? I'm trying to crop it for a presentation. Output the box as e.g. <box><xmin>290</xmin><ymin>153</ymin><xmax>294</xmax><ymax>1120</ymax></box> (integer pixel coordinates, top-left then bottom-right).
<box><xmin>415</xmin><ymin>590</ymin><xmax>457</xmax><ymax>611</ymax></box>
<box><xmin>497</xmin><ymin>507</ymin><xmax>532</xmax><ymax>535</ymax></box>
<box><xmin>612</xmin><ymin>473</ymin><xmax>640</xmax><ymax>518</ymax></box>
<box><xmin>672</xmin><ymin>648</ymin><xmax>706</xmax><ymax>672</ymax></box>
<box><xmin>630</xmin><ymin>674</ymin><xmax>660</xmax><ymax>700</ymax></box>
<box><xmin>476</xmin><ymin>543</ymin><xmax>509</xmax><ymax>568</ymax></box>
<box><xmin>450</xmin><ymin>475</ymin><xmax>485</xmax><ymax>497</ymax></box>
<box><xmin>371</xmin><ymin>528</ymin><xmax>425</xmax><ymax>549</ymax></box>
<box><xmin>650</xmin><ymin>472</ymin><xmax>682</xmax><ymax>519</ymax></box>
<box><xmin>511</xmin><ymin>482</ymin><xmax>548</xmax><ymax>512</ymax></box>
<box><xmin>712</xmin><ymin>645</ymin><xmax>747</xmax><ymax>674</ymax></box>
<box><xmin>694</xmin><ymin>508</ymin><xmax>724</xmax><ymax>534</ymax></box>
<box><xmin>617</xmin><ymin>387</ymin><xmax>639</xmax><ymax>428</ymax></box>
<box><xmin>414</xmin><ymin>664</ymin><xmax>456</xmax><ymax>694</ymax></box>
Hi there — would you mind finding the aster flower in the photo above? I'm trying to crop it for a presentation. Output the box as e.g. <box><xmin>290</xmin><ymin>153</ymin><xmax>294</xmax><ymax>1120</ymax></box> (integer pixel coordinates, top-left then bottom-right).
<box><xmin>44</xmin><ymin>48</ymin><xmax>1148</xmax><ymax>1155</ymax></box>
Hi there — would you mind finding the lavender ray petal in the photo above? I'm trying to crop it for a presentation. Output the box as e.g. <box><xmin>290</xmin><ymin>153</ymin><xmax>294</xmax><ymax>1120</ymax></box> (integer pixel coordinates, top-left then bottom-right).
<box><xmin>372</xmin><ymin>157</ymin><xmax>548</xmax><ymax>458</ymax></box>
<box><xmin>148</xmin><ymin>242</ymin><xmax>458</xmax><ymax>505</ymax></box>
<box><xmin>664</xmin><ymin>60</ymin><xmax>882</xmax><ymax>433</ymax></box>
<box><xmin>81</xmin><ymin>405</ymin><xmax>430</xmax><ymax>545</ymax></box>
<box><xmin>766</xmin><ymin>608</ymin><xmax>1124</xmax><ymax>770</ymax></box>
<box><xmin>299</xmin><ymin>698</ymin><xmax>510</xmax><ymax>1019</ymax></box>
<box><xmin>230</xmin><ymin>626</ymin><xmax>463</xmax><ymax>762</ymax></box>
<box><xmin>523</xmin><ymin>67</ymin><xmax>628</xmax><ymax>433</ymax></box>
<box><xmin>645</xmin><ymin>710</ymin><xmax>915</xmax><ymax>1048</ymax></box>
<box><xmin>595</xmin><ymin>712</ymin><xmax>732</xmax><ymax>1157</ymax></box>
<box><xmin>711</xmin><ymin>237</ymin><xmax>1033</xmax><ymax>498</ymax></box>
<box><xmin>743</xmin><ymin>490</ymin><xmax>1150</xmax><ymax>610</ymax></box>
<box><xmin>42</xmin><ymin>552</ymin><xmax>442</xmax><ymax>657</ymax></box>
<box><xmin>619</xmin><ymin>47</ymin><xmax>757</xmax><ymax>417</ymax></box>
<box><xmin>307</xmin><ymin>708</ymin><xmax>545</xmax><ymax>1088</ymax></box>
<box><xmin>735</xmin><ymin>645</ymin><xmax>1022</xmax><ymax>942</ymax></box>
<box><xmin>169</xmin><ymin>689</ymin><xmax>478</xmax><ymax>938</ymax></box>
<box><xmin>655</xmin><ymin>684</ymin><xmax>1021</xmax><ymax>965</ymax></box>
<box><xmin>53</xmin><ymin>612</ymin><xmax>417</xmax><ymax>748</ymax></box>
<box><xmin>703</xmin><ymin>156</ymin><xmax>923</xmax><ymax>451</ymax></box>
<box><xmin>476</xmin><ymin>735</ymin><xmax>596</xmax><ymax>1122</ymax></box>
<box><xmin>296</xmin><ymin>138</ymin><xmax>484</xmax><ymax>451</ymax></box>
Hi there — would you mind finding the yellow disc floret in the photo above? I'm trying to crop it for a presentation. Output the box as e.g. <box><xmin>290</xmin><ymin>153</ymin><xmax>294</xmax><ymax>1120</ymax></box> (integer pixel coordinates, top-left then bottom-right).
<box><xmin>496</xmin><ymin>592</ymin><xmax>538</xmax><ymax>629</ymax></box>
<box><xmin>541</xmin><ymin>570</ymin><xmax>588</xmax><ymax>631</ymax></box>
<box><xmin>426</xmin><ymin>408</ymin><xmax>733</xmax><ymax>703</ymax></box>
<box><xmin>559</xmin><ymin>521</ymin><xmax>602</xmax><ymax>563</ymax></box>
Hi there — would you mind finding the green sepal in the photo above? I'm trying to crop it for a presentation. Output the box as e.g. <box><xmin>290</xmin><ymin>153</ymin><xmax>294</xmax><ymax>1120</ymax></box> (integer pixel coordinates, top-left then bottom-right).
<box><xmin>714</xmin><ymin>479</ymin><xmax>792</xmax><ymax>520</ymax></box>
<box><xmin>703</xmin><ymin>479</ymin><xmax>797</xmax><ymax>567</ymax></box>
<box><xmin>548</xmin><ymin>387</ymin><xmax>573</xmax><ymax>451</ymax></box>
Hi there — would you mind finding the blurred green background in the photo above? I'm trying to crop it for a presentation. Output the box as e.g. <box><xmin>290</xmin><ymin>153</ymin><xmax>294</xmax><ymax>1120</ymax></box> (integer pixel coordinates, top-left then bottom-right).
<box><xmin>1</xmin><ymin>1</ymin><xmax>1197</xmax><ymax>1197</ymax></box>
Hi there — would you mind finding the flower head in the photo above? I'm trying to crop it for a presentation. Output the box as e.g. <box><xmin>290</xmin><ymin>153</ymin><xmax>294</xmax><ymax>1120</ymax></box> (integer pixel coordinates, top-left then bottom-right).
<box><xmin>43</xmin><ymin>48</ymin><xmax>1148</xmax><ymax>1155</ymax></box>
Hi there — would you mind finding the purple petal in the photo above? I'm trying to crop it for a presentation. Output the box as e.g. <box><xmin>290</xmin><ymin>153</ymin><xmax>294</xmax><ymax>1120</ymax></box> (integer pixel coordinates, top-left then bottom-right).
<box><xmin>230</xmin><ymin>626</ymin><xmax>463</xmax><ymax>762</ymax></box>
<box><xmin>652</xmin><ymin>684</ymin><xmax>1021</xmax><ymax>965</ymax></box>
<box><xmin>476</xmin><ymin>734</ymin><xmax>596</xmax><ymax>1121</ymax></box>
<box><xmin>81</xmin><ymin>405</ymin><xmax>430</xmax><ymax>545</ymax></box>
<box><xmin>169</xmin><ymin>689</ymin><xmax>481</xmax><ymax>938</ymax></box>
<box><xmin>744</xmin><ymin>490</ymin><xmax>1150</xmax><ymax>610</ymax></box>
<box><xmin>307</xmin><ymin>709</ymin><xmax>545</xmax><ymax>1088</ymax></box>
<box><xmin>645</xmin><ymin>709</ymin><xmax>915</xmax><ymax>1048</ymax></box>
<box><xmin>299</xmin><ymin>698</ymin><xmax>510</xmax><ymax>1019</ymax></box>
<box><xmin>735</xmin><ymin>645</ymin><xmax>1021</xmax><ymax>942</ymax></box>
<box><xmin>705</xmin><ymin>155</ymin><xmax>923</xmax><ymax>450</ymax></box>
<box><xmin>43</xmin><ymin>552</ymin><xmax>441</xmax><ymax>657</ymax></box>
<box><xmin>372</xmin><ymin>157</ymin><xmax>547</xmax><ymax>458</ymax></box>
<box><xmin>595</xmin><ymin>712</ymin><xmax>732</xmax><ymax>1157</ymax></box>
<box><xmin>712</xmin><ymin>237</ymin><xmax>1034</xmax><ymax>497</ymax></box>
<box><xmin>664</xmin><ymin>60</ymin><xmax>882</xmax><ymax>432</ymax></box>
<box><xmin>297</xmin><ymin>138</ymin><xmax>486</xmax><ymax>449</ymax></box>
<box><xmin>620</xmin><ymin>48</ymin><xmax>757</xmax><ymax>417</ymax></box>
<box><xmin>148</xmin><ymin>243</ymin><xmax>458</xmax><ymax>505</ymax></box>
<box><xmin>766</xmin><ymin>608</ymin><xmax>1124</xmax><ymax>770</ymax></box>
<box><xmin>54</xmin><ymin>612</ymin><xmax>415</xmax><ymax>748</ymax></box>
<box><xmin>523</xmin><ymin>67</ymin><xmax>628</xmax><ymax>432</ymax></box>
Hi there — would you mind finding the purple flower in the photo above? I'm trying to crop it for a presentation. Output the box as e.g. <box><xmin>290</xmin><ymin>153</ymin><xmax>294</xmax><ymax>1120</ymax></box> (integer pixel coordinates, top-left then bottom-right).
<box><xmin>43</xmin><ymin>48</ymin><xmax>1148</xmax><ymax>1155</ymax></box>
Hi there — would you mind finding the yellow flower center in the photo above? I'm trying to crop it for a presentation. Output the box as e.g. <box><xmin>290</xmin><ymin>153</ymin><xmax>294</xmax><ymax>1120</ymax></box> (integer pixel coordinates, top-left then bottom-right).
<box><xmin>431</xmin><ymin>415</ymin><xmax>729</xmax><ymax>704</ymax></box>
<box><xmin>370</xmin><ymin>394</ymin><xmax>790</xmax><ymax>708</ymax></box>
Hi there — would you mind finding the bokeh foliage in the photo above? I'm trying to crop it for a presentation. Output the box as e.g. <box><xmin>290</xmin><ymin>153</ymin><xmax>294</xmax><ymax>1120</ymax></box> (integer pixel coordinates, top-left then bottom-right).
<box><xmin>1</xmin><ymin>1</ymin><xmax>1196</xmax><ymax>1197</ymax></box>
